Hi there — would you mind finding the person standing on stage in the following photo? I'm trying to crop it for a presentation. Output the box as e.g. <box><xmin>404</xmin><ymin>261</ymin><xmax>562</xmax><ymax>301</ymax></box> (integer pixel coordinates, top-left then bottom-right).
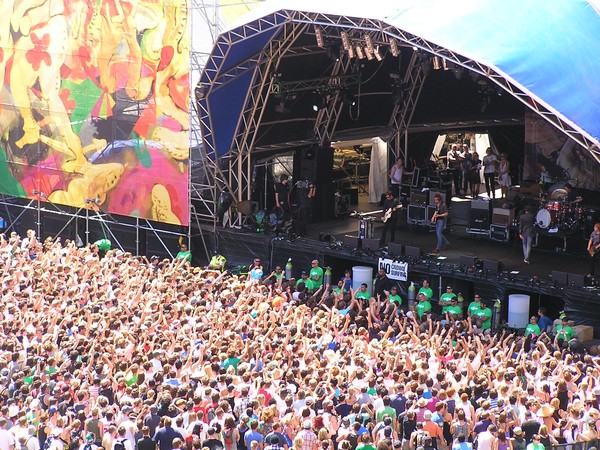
<box><xmin>482</xmin><ymin>147</ymin><xmax>498</xmax><ymax>199</ymax></box>
<box><xmin>497</xmin><ymin>153</ymin><xmax>511</xmax><ymax>199</ymax></box>
<box><xmin>389</xmin><ymin>158</ymin><xmax>411</xmax><ymax>200</ymax></box>
<box><xmin>294</xmin><ymin>179</ymin><xmax>316</xmax><ymax>237</ymax></box>
<box><xmin>587</xmin><ymin>223</ymin><xmax>600</xmax><ymax>277</ymax></box>
<box><xmin>460</xmin><ymin>144</ymin><xmax>472</xmax><ymax>197</ymax></box>
<box><xmin>379</xmin><ymin>191</ymin><xmax>401</xmax><ymax>247</ymax></box>
<box><xmin>519</xmin><ymin>204</ymin><xmax>535</xmax><ymax>265</ymax></box>
<box><xmin>274</xmin><ymin>174</ymin><xmax>291</xmax><ymax>217</ymax></box>
<box><xmin>469</xmin><ymin>152</ymin><xmax>482</xmax><ymax>198</ymax></box>
<box><xmin>447</xmin><ymin>144</ymin><xmax>463</xmax><ymax>196</ymax></box>
<box><xmin>431</xmin><ymin>193</ymin><xmax>449</xmax><ymax>254</ymax></box>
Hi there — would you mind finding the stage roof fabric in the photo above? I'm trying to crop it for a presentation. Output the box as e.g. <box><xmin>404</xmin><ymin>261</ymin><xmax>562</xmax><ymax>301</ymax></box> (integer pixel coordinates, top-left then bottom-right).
<box><xmin>200</xmin><ymin>0</ymin><xmax>600</xmax><ymax>157</ymax></box>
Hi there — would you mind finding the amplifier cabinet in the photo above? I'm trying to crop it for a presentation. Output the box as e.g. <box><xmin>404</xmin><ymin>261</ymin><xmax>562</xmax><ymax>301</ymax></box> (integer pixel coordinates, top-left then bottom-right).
<box><xmin>407</xmin><ymin>204</ymin><xmax>427</xmax><ymax>225</ymax></box>
<box><xmin>490</xmin><ymin>224</ymin><xmax>510</xmax><ymax>242</ymax></box>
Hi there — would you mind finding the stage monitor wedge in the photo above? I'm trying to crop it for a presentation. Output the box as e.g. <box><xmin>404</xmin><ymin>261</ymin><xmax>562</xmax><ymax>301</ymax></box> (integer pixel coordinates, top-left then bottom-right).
<box><xmin>551</xmin><ymin>270</ymin><xmax>568</xmax><ymax>286</ymax></box>
<box><xmin>483</xmin><ymin>259</ymin><xmax>501</xmax><ymax>274</ymax></box>
<box><xmin>460</xmin><ymin>255</ymin><xmax>478</xmax><ymax>268</ymax></box>
<box><xmin>342</xmin><ymin>235</ymin><xmax>360</xmax><ymax>249</ymax></box>
<box><xmin>405</xmin><ymin>245</ymin><xmax>422</xmax><ymax>259</ymax></box>
<box><xmin>568</xmin><ymin>273</ymin><xmax>585</xmax><ymax>288</ymax></box>
<box><xmin>387</xmin><ymin>243</ymin><xmax>404</xmax><ymax>256</ymax></box>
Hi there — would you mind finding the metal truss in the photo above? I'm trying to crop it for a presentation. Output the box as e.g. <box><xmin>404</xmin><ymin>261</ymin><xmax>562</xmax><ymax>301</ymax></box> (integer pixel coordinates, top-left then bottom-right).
<box><xmin>387</xmin><ymin>51</ymin><xmax>425</xmax><ymax>160</ymax></box>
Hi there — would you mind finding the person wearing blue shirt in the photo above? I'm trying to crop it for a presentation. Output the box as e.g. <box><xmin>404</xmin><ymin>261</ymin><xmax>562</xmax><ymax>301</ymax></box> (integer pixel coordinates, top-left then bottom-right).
<box><xmin>340</xmin><ymin>270</ymin><xmax>353</xmax><ymax>292</ymax></box>
<box><xmin>537</xmin><ymin>307</ymin><xmax>552</xmax><ymax>333</ymax></box>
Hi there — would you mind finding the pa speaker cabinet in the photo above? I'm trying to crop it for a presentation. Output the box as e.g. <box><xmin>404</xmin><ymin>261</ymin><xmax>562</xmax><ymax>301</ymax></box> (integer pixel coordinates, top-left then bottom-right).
<box><xmin>410</xmin><ymin>190</ymin><xmax>428</xmax><ymax>206</ymax></box>
<box><xmin>387</xmin><ymin>243</ymin><xmax>404</xmax><ymax>256</ymax></box>
<box><xmin>490</xmin><ymin>224</ymin><xmax>510</xmax><ymax>242</ymax></box>
<box><xmin>568</xmin><ymin>273</ymin><xmax>585</xmax><ymax>288</ymax></box>
<box><xmin>551</xmin><ymin>270</ymin><xmax>568</xmax><ymax>286</ymax></box>
<box><xmin>492</xmin><ymin>208</ymin><xmax>513</xmax><ymax>226</ymax></box>
<box><xmin>362</xmin><ymin>238</ymin><xmax>380</xmax><ymax>252</ymax></box>
<box><xmin>342</xmin><ymin>235</ymin><xmax>360</xmax><ymax>249</ymax></box>
<box><xmin>460</xmin><ymin>255</ymin><xmax>478</xmax><ymax>268</ymax></box>
<box><xmin>407</xmin><ymin>204</ymin><xmax>427</xmax><ymax>225</ymax></box>
<box><xmin>405</xmin><ymin>245</ymin><xmax>422</xmax><ymax>259</ymax></box>
<box><xmin>468</xmin><ymin>202</ymin><xmax>491</xmax><ymax>234</ymax></box>
<box><xmin>483</xmin><ymin>259</ymin><xmax>500</xmax><ymax>274</ymax></box>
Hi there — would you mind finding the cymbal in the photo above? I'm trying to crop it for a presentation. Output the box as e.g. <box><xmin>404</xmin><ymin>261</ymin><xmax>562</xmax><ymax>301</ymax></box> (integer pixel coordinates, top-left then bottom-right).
<box><xmin>551</xmin><ymin>189</ymin><xmax>568</xmax><ymax>200</ymax></box>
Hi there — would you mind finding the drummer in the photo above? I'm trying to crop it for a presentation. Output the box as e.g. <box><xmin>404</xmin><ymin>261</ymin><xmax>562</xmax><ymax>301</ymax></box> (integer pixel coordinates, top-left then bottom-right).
<box><xmin>564</xmin><ymin>183</ymin><xmax>583</xmax><ymax>205</ymax></box>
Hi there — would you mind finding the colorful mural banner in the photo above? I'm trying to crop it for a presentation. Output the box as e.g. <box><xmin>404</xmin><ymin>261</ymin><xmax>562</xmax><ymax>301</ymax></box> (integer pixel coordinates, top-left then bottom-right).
<box><xmin>0</xmin><ymin>0</ymin><xmax>190</xmax><ymax>225</ymax></box>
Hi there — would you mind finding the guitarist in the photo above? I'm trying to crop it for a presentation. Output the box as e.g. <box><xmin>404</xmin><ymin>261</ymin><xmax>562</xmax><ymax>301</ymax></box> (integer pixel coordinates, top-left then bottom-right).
<box><xmin>379</xmin><ymin>191</ymin><xmax>401</xmax><ymax>247</ymax></box>
<box><xmin>588</xmin><ymin>223</ymin><xmax>600</xmax><ymax>277</ymax></box>
<box><xmin>431</xmin><ymin>193</ymin><xmax>449</xmax><ymax>254</ymax></box>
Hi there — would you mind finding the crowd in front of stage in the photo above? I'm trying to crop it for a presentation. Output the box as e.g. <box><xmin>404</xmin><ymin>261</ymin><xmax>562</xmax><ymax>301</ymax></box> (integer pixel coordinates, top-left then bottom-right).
<box><xmin>0</xmin><ymin>229</ymin><xmax>596</xmax><ymax>450</ymax></box>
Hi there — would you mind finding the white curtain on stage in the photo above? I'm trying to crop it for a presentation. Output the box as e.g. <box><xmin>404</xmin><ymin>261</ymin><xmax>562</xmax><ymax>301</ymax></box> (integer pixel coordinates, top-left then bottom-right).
<box><xmin>368</xmin><ymin>137</ymin><xmax>389</xmax><ymax>203</ymax></box>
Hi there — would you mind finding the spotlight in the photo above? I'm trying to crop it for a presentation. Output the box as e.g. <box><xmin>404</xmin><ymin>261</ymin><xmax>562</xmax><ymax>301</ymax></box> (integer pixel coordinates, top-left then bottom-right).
<box><xmin>355</xmin><ymin>45</ymin><xmax>365</xmax><ymax>59</ymax></box>
<box><xmin>312</xmin><ymin>93</ymin><xmax>328</xmax><ymax>112</ymax></box>
<box><xmin>433</xmin><ymin>56</ymin><xmax>441</xmax><ymax>70</ymax></box>
<box><xmin>366</xmin><ymin>50</ymin><xmax>374</xmax><ymax>61</ymax></box>
<box><xmin>315</xmin><ymin>26</ymin><xmax>325</xmax><ymax>48</ymax></box>
<box><xmin>390</xmin><ymin>39</ymin><xmax>399</xmax><ymax>57</ymax></box>
<box><xmin>341</xmin><ymin>31</ymin><xmax>351</xmax><ymax>50</ymax></box>
<box><xmin>364</xmin><ymin>34</ymin><xmax>375</xmax><ymax>54</ymax></box>
<box><xmin>347</xmin><ymin>45</ymin><xmax>355</xmax><ymax>59</ymax></box>
<box><xmin>374</xmin><ymin>45</ymin><xmax>383</xmax><ymax>61</ymax></box>
<box><xmin>442</xmin><ymin>58</ymin><xmax>449</xmax><ymax>70</ymax></box>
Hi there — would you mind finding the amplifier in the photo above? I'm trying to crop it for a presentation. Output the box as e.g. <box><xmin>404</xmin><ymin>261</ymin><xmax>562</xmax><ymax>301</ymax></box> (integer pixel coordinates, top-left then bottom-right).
<box><xmin>471</xmin><ymin>199</ymin><xmax>492</xmax><ymax>210</ymax></box>
<box><xmin>410</xmin><ymin>190</ymin><xmax>428</xmax><ymax>206</ymax></box>
<box><xmin>490</xmin><ymin>224</ymin><xmax>510</xmax><ymax>242</ymax></box>
<box><xmin>468</xmin><ymin>208</ymin><xmax>491</xmax><ymax>235</ymax></box>
<box><xmin>407</xmin><ymin>204</ymin><xmax>427</xmax><ymax>225</ymax></box>
<box><xmin>492</xmin><ymin>208</ymin><xmax>513</xmax><ymax>226</ymax></box>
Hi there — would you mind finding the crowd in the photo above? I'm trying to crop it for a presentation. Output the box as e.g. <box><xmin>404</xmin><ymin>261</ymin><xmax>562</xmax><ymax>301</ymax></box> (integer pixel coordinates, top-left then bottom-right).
<box><xmin>0</xmin><ymin>229</ymin><xmax>597</xmax><ymax>450</ymax></box>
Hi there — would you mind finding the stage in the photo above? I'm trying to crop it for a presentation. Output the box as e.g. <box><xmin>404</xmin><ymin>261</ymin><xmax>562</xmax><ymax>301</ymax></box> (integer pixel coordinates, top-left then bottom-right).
<box><xmin>199</xmin><ymin>191</ymin><xmax>600</xmax><ymax>337</ymax></box>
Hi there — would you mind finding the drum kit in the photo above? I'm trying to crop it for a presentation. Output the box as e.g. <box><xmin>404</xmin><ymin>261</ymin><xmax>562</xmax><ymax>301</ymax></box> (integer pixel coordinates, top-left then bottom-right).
<box><xmin>535</xmin><ymin>187</ymin><xmax>585</xmax><ymax>231</ymax></box>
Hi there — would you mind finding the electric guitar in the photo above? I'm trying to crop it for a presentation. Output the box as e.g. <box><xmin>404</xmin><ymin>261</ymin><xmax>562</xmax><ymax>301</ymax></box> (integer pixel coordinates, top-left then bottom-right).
<box><xmin>589</xmin><ymin>245</ymin><xmax>600</xmax><ymax>257</ymax></box>
<box><xmin>382</xmin><ymin>205</ymin><xmax>402</xmax><ymax>223</ymax></box>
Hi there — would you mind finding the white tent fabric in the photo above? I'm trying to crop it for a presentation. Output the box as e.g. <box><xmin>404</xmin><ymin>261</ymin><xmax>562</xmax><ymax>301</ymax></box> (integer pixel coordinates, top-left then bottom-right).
<box><xmin>368</xmin><ymin>137</ymin><xmax>389</xmax><ymax>203</ymax></box>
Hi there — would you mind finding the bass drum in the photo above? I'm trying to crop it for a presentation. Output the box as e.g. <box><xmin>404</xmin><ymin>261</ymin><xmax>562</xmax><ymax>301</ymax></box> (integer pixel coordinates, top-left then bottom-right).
<box><xmin>536</xmin><ymin>209</ymin><xmax>552</xmax><ymax>229</ymax></box>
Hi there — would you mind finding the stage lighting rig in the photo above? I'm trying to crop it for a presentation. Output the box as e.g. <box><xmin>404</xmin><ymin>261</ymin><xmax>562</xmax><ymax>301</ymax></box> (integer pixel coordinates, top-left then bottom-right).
<box><xmin>389</xmin><ymin>39</ymin><xmax>399</xmax><ymax>57</ymax></box>
<box><xmin>314</xmin><ymin>26</ymin><xmax>325</xmax><ymax>48</ymax></box>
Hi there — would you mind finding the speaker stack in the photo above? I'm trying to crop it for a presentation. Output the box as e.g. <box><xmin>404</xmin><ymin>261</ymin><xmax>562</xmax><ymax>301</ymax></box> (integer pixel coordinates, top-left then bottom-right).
<box><xmin>467</xmin><ymin>199</ymin><xmax>492</xmax><ymax>236</ymax></box>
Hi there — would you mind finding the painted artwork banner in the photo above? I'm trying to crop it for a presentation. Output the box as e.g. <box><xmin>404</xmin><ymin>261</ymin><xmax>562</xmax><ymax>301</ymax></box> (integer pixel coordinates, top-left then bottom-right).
<box><xmin>0</xmin><ymin>0</ymin><xmax>190</xmax><ymax>225</ymax></box>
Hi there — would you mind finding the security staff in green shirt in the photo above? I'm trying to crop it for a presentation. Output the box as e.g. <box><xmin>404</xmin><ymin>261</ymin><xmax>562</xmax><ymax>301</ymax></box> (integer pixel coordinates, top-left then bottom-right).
<box><xmin>418</xmin><ymin>279</ymin><xmax>433</xmax><ymax>300</ymax></box>
<box><xmin>467</xmin><ymin>294</ymin><xmax>482</xmax><ymax>318</ymax></box>
<box><xmin>309</xmin><ymin>260</ymin><xmax>324</xmax><ymax>288</ymax></box>
<box><xmin>176</xmin><ymin>242</ymin><xmax>192</xmax><ymax>263</ymax></box>
<box><xmin>355</xmin><ymin>283</ymin><xmax>371</xmax><ymax>306</ymax></box>
<box><xmin>473</xmin><ymin>299</ymin><xmax>493</xmax><ymax>331</ymax></box>
<box><xmin>525</xmin><ymin>316</ymin><xmax>541</xmax><ymax>337</ymax></box>
<box><xmin>439</xmin><ymin>286</ymin><xmax>458</xmax><ymax>314</ymax></box>
<box><xmin>296</xmin><ymin>271</ymin><xmax>315</xmax><ymax>291</ymax></box>
<box><xmin>555</xmin><ymin>316</ymin><xmax>575</xmax><ymax>348</ymax></box>
<box><xmin>415</xmin><ymin>293</ymin><xmax>432</xmax><ymax>319</ymax></box>
<box><xmin>444</xmin><ymin>297</ymin><xmax>462</xmax><ymax>319</ymax></box>
<box><xmin>388</xmin><ymin>286</ymin><xmax>402</xmax><ymax>307</ymax></box>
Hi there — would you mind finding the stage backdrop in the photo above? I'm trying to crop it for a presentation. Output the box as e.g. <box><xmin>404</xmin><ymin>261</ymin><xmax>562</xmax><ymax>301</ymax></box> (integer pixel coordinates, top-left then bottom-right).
<box><xmin>0</xmin><ymin>0</ymin><xmax>190</xmax><ymax>225</ymax></box>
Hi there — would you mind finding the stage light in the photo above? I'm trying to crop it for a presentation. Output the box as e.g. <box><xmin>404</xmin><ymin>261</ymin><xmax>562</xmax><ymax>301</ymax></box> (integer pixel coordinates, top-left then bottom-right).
<box><xmin>355</xmin><ymin>45</ymin><xmax>365</xmax><ymax>59</ymax></box>
<box><xmin>315</xmin><ymin>26</ymin><xmax>325</xmax><ymax>48</ymax></box>
<box><xmin>390</xmin><ymin>39</ymin><xmax>399</xmax><ymax>57</ymax></box>
<box><xmin>195</xmin><ymin>83</ymin><xmax>208</xmax><ymax>100</ymax></box>
<box><xmin>341</xmin><ymin>31</ymin><xmax>351</xmax><ymax>50</ymax></box>
<box><xmin>312</xmin><ymin>93</ymin><xmax>328</xmax><ymax>112</ymax></box>
<box><xmin>347</xmin><ymin>45</ymin><xmax>355</xmax><ymax>58</ymax></box>
<box><xmin>366</xmin><ymin>50</ymin><xmax>374</xmax><ymax>61</ymax></box>
<box><xmin>433</xmin><ymin>56</ymin><xmax>441</xmax><ymax>70</ymax></box>
<box><xmin>374</xmin><ymin>45</ymin><xmax>383</xmax><ymax>61</ymax></box>
<box><xmin>364</xmin><ymin>34</ymin><xmax>375</xmax><ymax>54</ymax></box>
<box><xmin>442</xmin><ymin>58</ymin><xmax>449</xmax><ymax>70</ymax></box>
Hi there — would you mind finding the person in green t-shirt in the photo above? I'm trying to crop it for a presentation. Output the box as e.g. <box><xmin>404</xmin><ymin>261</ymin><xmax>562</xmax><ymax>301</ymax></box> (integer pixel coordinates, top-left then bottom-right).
<box><xmin>439</xmin><ymin>286</ymin><xmax>458</xmax><ymax>314</ymax></box>
<box><xmin>418</xmin><ymin>279</ymin><xmax>433</xmax><ymax>300</ymax></box>
<box><xmin>467</xmin><ymin>294</ymin><xmax>482</xmax><ymax>317</ymax></box>
<box><xmin>415</xmin><ymin>294</ymin><xmax>431</xmax><ymax>320</ymax></box>
<box><xmin>444</xmin><ymin>298</ymin><xmax>462</xmax><ymax>319</ymax></box>
<box><xmin>473</xmin><ymin>300</ymin><xmax>493</xmax><ymax>331</ymax></box>
<box><xmin>525</xmin><ymin>316</ymin><xmax>541</xmax><ymax>337</ymax></box>
<box><xmin>356</xmin><ymin>433</ymin><xmax>377</xmax><ymax>450</ymax></box>
<box><xmin>555</xmin><ymin>316</ymin><xmax>575</xmax><ymax>348</ymax></box>
<box><xmin>388</xmin><ymin>286</ymin><xmax>402</xmax><ymax>307</ymax></box>
<box><xmin>176</xmin><ymin>242</ymin><xmax>192</xmax><ymax>263</ymax></box>
<box><xmin>355</xmin><ymin>283</ymin><xmax>371</xmax><ymax>306</ymax></box>
<box><xmin>296</xmin><ymin>272</ymin><xmax>315</xmax><ymax>291</ymax></box>
<box><xmin>309</xmin><ymin>260</ymin><xmax>324</xmax><ymax>288</ymax></box>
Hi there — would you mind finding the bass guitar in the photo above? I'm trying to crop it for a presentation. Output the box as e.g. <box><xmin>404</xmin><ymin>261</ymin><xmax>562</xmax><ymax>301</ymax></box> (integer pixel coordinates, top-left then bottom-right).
<box><xmin>383</xmin><ymin>205</ymin><xmax>402</xmax><ymax>223</ymax></box>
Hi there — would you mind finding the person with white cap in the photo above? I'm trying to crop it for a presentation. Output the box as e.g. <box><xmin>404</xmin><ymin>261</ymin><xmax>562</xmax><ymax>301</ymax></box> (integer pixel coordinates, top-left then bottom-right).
<box><xmin>294</xmin><ymin>421</ymin><xmax>317</xmax><ymax>450</ymax></box>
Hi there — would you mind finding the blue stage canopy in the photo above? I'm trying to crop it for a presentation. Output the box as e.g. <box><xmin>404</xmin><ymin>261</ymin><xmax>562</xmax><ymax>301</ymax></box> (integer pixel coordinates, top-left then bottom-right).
<box><xmin>199</xmin><ymin>0</ymin><xmax>600</xmax><ymax>158</ymax></box>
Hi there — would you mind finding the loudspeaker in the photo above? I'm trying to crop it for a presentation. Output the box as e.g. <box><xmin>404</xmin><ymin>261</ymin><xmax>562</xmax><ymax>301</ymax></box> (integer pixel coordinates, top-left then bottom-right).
<box><xmin>451</xmin><ymin>201</ymin><xmax>470</xmax><ymax>227</ymax></box>
<box><xmin>387</xmin><ymin>243</ymin><xmax>404</xmax><ymax>256</ymax></box>
<box><xmin>294</xmin><ymin>146</ymin><xmax>334</xmax><ymax>183</ymax></box>
<box><xmin>408</xmin><ymin>205</ymin><xmax>426</xmax><ymax>224</ymax></box>
<box><xmin>551</xmin><ymin>270</ymin><xmax>568</xmax><ymax>286</ymax></box>
<box><xmin>342</xmin><ymin>235</ymin><xmax>360</xmax><ymax>249</ymax></box>
<box><xmin>568</xmin><ymin>273</ymin><xmax>585</xmax><ymax>288</ymax></box>
<box><xmin>469</xmin><ymin>208</ymin><xmax>491</xmax><ymax>232</ymax></box>
<box><xmin>460</xmin><ymin>255</ymin><xmax>478</xmax><ymax>267</ymax></box>
<box><xmin>492</xmin><ymin>208</ymin><xmax>513</xmax><ymax>226</ymax></box>
<box><xmin>362</xmin><ymin>238</ymin><xmax>380</xmax><ymax>252</ymax></box>
<box><xmin>312</xmin><ymin>182</ymin><xmax>336</xmax><ymax>222</ymax></box>
<box><xmin>483</xmin><ymin>259</ymin><xmax>500</xmax><ymax>274</ymax></box>
<box><xmin>405</xmin><ymin>245</ymin><xmax>422</xmax><ymax>259</ymax></box>
<box><xmin>410</xmin><ymin>190</ymin><xmax>428</xmax><ymax>206</ymax></box>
